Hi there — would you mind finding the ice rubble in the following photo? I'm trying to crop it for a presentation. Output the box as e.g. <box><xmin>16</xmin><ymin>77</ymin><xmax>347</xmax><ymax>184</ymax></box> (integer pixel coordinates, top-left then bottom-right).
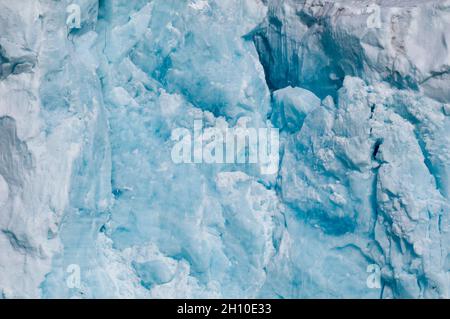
<box><xmin>0</xmin><ymin>0</ymin><xmax>449</xmax><ymax>298</ymax></box>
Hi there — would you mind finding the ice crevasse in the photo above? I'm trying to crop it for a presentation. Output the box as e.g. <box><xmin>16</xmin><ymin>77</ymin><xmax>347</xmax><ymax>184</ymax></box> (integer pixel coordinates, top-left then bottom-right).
<box><xmin>0</xmin><ymin>0</ymin><xmax>449</xmax><ymax>298</ymax></box>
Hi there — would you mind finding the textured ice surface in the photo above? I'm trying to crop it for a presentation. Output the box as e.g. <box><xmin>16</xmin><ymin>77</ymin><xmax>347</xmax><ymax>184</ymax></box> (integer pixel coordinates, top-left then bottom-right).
<box><xmin>0</xmin><ymin>0</ymin><xmax>449</xmax><ymax>298</ymax></box>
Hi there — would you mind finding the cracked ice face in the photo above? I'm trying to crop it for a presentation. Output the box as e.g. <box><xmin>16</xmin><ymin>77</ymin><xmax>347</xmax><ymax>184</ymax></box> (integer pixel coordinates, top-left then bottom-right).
<box><xmin>0</xmin><ymin>0</ymin><xmax>449</xmax><ymax>299</ymax></box>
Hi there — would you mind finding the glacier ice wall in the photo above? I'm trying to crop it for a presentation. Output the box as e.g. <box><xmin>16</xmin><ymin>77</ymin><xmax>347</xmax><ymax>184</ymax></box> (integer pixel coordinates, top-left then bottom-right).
<box><xmin>0</xmin><ymin>0</ymin><xmax>449</xmax><ymax>298</ymax></box>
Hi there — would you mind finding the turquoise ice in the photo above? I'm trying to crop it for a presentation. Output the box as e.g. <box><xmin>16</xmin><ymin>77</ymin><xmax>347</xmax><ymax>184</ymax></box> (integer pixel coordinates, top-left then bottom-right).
<box><xmin>0</xmin><ymin>0</ymin><xmax>449</xmax><ymax>298</ymax></box>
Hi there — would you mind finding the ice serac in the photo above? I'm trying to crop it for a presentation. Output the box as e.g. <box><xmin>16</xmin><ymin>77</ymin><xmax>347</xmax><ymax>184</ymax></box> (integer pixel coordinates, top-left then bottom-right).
<box><xmin>91</xmin><ymin>0</ymin><xmax>280</xmax><ymax>298</ymax></box>
<box><xmin>0</xmin><ymin>0</ymin><xmax>110</xmax><ymax>298</ymax></box>
<box><xmin>0</xmin><ymin>0</ymin><xmax>449</xmax><ymax>299</ymax></box>
<box><xmin>271</xmin><ymin>86</ymin><xmax>320</xmax><ymax>132</ymax></box>
<box><xmin>253</xmin><ymin>0</ymin><xmax>450</xmax><ymax>298</ymax></box>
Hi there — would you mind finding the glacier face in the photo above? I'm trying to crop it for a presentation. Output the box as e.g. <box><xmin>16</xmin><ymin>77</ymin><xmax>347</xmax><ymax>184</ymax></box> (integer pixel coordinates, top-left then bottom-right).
<box><xmin>0</xmin><ymin>0</ymin><xmax>449</xmax><ymax>299</ymax></box>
